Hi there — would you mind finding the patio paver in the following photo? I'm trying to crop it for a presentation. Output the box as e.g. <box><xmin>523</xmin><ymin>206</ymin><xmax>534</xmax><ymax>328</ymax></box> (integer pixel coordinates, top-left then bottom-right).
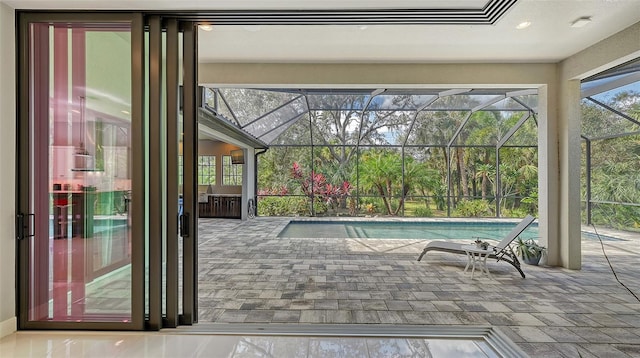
<box><xmin>198</xmin><ymin>217</ymin><xmax>640</xmax><ymax>357</ymax></box>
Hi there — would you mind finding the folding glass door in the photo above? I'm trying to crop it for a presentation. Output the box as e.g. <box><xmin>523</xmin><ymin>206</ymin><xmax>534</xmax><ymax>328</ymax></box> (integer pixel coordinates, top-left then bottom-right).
<box><xmin>17</xmin><ymin>13</ymin><xmax>198</xmax><ymax>330</ymax></box>
<box><xmin>17</xmin><ymin>14</ymin><xmax>145</xmax><ymax>329</ymax></box>
<box><xmin>146</xmin><ymin>18</ymin><xmax>198</xmax><ymax>329</ymax></box>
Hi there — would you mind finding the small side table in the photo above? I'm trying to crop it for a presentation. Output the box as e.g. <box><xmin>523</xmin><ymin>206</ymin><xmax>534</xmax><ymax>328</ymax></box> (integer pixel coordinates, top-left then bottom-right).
<box><xmin>462</xmin><ymin>245</ymin><xmax>494</xmax><ymax>279</ymax></box>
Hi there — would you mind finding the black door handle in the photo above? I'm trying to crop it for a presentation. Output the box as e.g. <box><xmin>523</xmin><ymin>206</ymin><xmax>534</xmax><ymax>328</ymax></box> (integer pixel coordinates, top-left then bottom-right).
<box><xmin>179</xmin><ymin>213</ymin><xmax>190</xmax><ymax>238</ymax></box>
<box><xmin>16</xmin><ymin>213</ymin><xmax>35</xmax><ymax>240</ymax></box>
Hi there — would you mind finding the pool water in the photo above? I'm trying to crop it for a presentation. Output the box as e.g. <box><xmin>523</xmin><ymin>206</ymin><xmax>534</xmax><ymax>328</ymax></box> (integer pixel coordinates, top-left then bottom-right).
<box><xmin>278</xmin><ymin>221</ymin><xmax>540</xmax><ymax>242</ymax></box>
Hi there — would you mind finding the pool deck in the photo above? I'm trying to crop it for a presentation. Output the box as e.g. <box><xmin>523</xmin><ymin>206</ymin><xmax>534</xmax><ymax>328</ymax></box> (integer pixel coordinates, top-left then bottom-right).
<box><xmin>198</xmin><ymin>217</ymin><xmax>640</xmax><ymax>358</ymax></box>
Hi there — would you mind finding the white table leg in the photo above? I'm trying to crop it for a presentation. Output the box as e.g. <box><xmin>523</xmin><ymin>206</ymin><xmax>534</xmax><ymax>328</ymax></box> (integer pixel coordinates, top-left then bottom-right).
<box><xmin>480</xmin><ymin>253</ymin><xmax>492</xmax><ymax>279</ymax></box>
<box><xmin>470</xmin><ymin>252</ymin><xmax>477</xmax><ymax>279</ymax></box>
<box><xmin>463</xmin><ymin>247</ymin><xmax>492</xmax><ymax>279</ymax></box>
<box><xmin>464</xmin><ymin>251</ymin><xmax>472</xmax><ymax>273</ymax></box>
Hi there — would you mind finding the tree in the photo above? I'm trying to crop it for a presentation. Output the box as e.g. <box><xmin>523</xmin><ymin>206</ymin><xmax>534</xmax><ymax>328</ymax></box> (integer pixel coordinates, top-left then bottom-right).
<box><xmin>358</xmin><ymin>150</ymin><xmax>434</xmax><ymax>215</ymax></box>
<box><xmin>358</xmin><ymin>150</ymin><xmax>400</xmax><ymax>215</ymax></box>
<box><xmin>475</xmin><ymin>163</ymin><xmax>495</xmax><ymax>200</ymax></box>
<box><xmin>581</xmin><ymin>89</ymin><xmax>640</xmax><ymax>228</ymax></box>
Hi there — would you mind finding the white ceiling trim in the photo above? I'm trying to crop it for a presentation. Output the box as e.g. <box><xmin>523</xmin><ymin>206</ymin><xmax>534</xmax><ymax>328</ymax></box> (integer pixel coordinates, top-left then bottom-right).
<box><xmin>159</xmin><ymin>0</ymin><xmax>518</xmax><ymax>25</ymax></box>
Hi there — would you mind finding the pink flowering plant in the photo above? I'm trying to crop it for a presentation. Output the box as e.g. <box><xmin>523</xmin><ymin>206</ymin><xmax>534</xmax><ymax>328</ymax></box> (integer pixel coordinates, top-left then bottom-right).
<box><xmin>291</xmin><ymin>162</ymin><xmax>353</xmax><ymax>213</ymax></box>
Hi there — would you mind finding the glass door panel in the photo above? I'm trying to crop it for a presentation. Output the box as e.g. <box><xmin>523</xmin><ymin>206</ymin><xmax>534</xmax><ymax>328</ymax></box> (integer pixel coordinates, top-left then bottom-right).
<box><xmin>21</xmin><ymin>18</ymin><xmax>140</xmax><ymax>326</ymax></box>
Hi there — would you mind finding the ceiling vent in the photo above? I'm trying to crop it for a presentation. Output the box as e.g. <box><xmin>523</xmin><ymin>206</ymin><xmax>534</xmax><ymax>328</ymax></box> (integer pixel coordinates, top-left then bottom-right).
<box><xmin>166</xmin><ymin>0</ymin><xmax>519</xmax><ymax>25</ymax></box>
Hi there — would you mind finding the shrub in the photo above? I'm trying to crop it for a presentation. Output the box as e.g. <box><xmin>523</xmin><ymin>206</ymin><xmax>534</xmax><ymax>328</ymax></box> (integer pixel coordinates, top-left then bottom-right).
<box><xmin>454</xmin><ymin>199</ymin><xmax>492</xmax><ymax>217</ymax></box>
<box><xmin>414</xmin><ymin>207</ymin><xmax>433</xmax><ymax>217</ymax></box>
<box><xmin>501</xmin><ymin>207</ymin><xmax>530</xmax><ymax>218</ymax></box>
<box><xmin>312</xmin><ymin>197</ymin><xmax>328</xmax><ymax>215</ymax></box>
<box><xmin>257</xmin><ymin>196</ymin><xmax>309</xmax><ymax>216</ymax></box>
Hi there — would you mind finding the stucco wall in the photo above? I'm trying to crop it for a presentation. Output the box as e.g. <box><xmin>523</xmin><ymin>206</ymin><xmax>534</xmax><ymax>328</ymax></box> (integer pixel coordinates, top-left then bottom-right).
<box><xmin>199</xmin><ymin>63</ymin><xmax>557</xmax><ymax>88</ymax></box>
<box><xmin>0</xmin><ymin>2</ymin><xmax>17</xmax><ymax>337</ymax></box>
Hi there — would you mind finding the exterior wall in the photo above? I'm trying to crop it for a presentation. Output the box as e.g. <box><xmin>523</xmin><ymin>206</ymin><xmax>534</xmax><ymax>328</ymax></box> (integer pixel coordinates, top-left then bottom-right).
<box><xmin>0</xmin><ymin>2</ymin><xmax>17</xmax><ymax>337</ymax></box>
<box><xmin>200</xmin><ymin>63</ymin><xmax>556</xmax><ymax>88</ymax></box>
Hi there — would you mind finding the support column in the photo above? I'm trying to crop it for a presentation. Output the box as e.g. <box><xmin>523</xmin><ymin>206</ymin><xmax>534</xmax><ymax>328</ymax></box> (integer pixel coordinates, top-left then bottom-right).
<box><xmin>558</xmin><ymin>79</ymin><xmax>582</xmax><ymax>269</ymax></box>
<box><xmin>537</xmin><ymin>85</ymin><xmax>559</xmax><ymax>266</ymax></box>
<box><xmin>539</xmin><ymin>79</ymin><xmax>582</xmax><ymax>269</ymax></box>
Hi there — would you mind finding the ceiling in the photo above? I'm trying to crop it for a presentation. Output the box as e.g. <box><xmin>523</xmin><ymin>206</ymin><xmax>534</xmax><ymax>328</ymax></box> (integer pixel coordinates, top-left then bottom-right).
<box><xmin>4</xmin><ymin>0</ymin><xmax>640</xmax><ymax>63</ymax></box>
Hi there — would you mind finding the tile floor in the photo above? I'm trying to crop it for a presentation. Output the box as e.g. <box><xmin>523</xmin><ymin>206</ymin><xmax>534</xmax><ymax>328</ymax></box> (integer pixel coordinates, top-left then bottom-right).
<box><xmin>0</xmin><ymin>328</ymin><xmax>507</xmax><ymax>358</ymax></box>
<box><xmin>197</xmin><ymin>217</ymin><xmax>640</xmax><ymax>357</ymax></box>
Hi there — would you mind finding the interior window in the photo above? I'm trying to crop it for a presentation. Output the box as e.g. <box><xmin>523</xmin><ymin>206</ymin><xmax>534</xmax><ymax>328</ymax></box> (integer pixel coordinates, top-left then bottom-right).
<box><xmin>198</xmin><ymin>155</ymin><xmax>216</xmax><ymax>185</ymax></box>
<box><xmin>222</xmin><ymin>155</ymin><xmax>242</xmax><ymax>185</ymax></box>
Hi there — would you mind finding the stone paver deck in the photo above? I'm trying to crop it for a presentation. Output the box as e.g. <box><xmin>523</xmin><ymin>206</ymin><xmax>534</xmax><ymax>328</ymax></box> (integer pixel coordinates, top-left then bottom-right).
<box><xmin>197</xmin><ymin>217</ymin><xmax>640</xmax><ymax>357</ymax></box>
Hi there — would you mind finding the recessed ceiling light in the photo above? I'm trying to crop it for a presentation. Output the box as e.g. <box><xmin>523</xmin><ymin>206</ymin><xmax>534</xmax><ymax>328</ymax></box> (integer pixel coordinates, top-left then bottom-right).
<box><xmin>516</xmin><ymin>21</ymin><xmax>531</xmax><ymax>30</ymax></box>
<box><xmin>121</xmin><ymin>110</ymin><xmax>130</xmax><ymax>115</ymax></box>
<box><xmin>199</xmin><ymin>24</ymin><xmax>214</xmax><ymax>32</ymax></box>
<box><xmin>571</xmin><ymin>16</ymin><xmax>591</xmax><ymax>28</ymax></box>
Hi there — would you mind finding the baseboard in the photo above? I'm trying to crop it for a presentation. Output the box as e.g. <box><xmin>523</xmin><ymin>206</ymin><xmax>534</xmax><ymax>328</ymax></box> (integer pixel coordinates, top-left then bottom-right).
<box><xmin>0</xmin><ymin>317</ymin><xmax>17</xmax><ymax>338</ymax></box>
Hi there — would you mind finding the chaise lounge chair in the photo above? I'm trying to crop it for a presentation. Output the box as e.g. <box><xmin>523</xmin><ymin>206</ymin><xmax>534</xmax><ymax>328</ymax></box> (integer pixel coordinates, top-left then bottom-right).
<box><xmin>416</xmin><ymin>215</ymin><xmax>536</xmax><ymax>278</ymax></box>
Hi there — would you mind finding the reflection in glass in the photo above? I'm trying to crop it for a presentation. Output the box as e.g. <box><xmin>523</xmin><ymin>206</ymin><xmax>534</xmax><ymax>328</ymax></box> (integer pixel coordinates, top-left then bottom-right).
<box><xmin>30</xmin><ymin>23</ymin><xmax>132</xmax><ymax>322</ymax></box>
<box><xmin>214</xmin><ymin>336</ymin><xmax>502</xmax><ymax>358</ymax></box>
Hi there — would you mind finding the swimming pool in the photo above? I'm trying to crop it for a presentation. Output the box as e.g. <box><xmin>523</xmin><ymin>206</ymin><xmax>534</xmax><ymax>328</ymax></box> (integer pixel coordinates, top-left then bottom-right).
<box><xmin>278</xmin><ymin>220</ymin><xmax>540</xmax><ymax>241</ymax></box>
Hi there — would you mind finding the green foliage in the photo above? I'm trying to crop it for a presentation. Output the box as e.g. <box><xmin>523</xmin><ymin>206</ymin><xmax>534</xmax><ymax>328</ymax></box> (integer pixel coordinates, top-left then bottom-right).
<box><xmin>591</xmin><ymin>203</ymin><xmax>640</xmax><ymax>231</ymax></box>
<box><xmin>414</xmin><ymin>207</ymin><xmax>433</xmax><ymax>217</ymax></box>
<box><xmin>515</xmin><ymin>237</ymin><xmax>546</xmax><ymax>261</ymax></box>
<box><xmin>359</xmin><ymin>197</ymin><xmax>387</xmax><ymax>215</ymax></box>
<box><xmin>520</xmin><ymin>189</ymin><xmax>538</xmax><ymax>213</ymax></box>
<box><xmin>257</xmin><ymin>196</ymin><xmax>309</xmax><ymax>216</ymax></box>
<box><xmin>313</xmin><ymin>197</ymin><xmax>328</xmax><ymax>215</ymax></box>
<box><xmin>198</xmin><ymin>155</ymin><xmax>216</xmax><ymax>185</ymax></box>
<box><xmin>240</xmin><ymin>90</ymin><xmax>541</xmax><ymax>218</ymax></box>
<box><xmin>94</xmin><ymin>191</ymin><xmax>127</xmax><ymax>215</ymax></box>
<box><xmin>403</xmin><ymin>200</ymin><xmax>433</xmax><ymax>217</ymax></box>
<box><xmin>358</xmin><ymin>150</ymin><xmax>402</xmax><ymax>215</ymax></box>
<box><xmin>580</xmin><ymin>90</ymin><xmax>640</xmax><ymax>230</ymax></box>
<box><xmin>358</xmin><ymin>149</ymin><xmax>437</xmax><ymax>216</ymax></box>
<box><xmin>501</xmin><ymin>207</ymin><xmax>530</xmax><ymax>219</ymax></box>
<box><xmin>454</xmin><ymin>199</ymin><xmax>492</xmax><ymax>217</ymax></box>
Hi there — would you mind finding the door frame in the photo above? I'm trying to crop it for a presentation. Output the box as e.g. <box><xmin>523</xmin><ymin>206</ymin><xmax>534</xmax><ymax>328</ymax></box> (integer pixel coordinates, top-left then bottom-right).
<box><xmin>16</xmin><ymin>12</ymin><xmax>146</xmax><ymax>330</ymax></box>
<box><xmin>179</xmin><ymin>20</ymin><xmax>199</xmax><ymax>326</ymax></box>
<box><xmin>16</xmin><ymin>12</ymin><xmax>200</xmax><ymax>331</ymax></box>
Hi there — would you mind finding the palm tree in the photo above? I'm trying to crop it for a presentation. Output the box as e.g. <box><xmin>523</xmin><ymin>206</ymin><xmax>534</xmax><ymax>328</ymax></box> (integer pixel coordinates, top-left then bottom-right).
<box><xmin>475</xmin><ymin>163</ymin><xmax>495</xmax><ymax>200</ymax></box>
<box><xmin>359</xmin><ymin>151</ymin><xmax>399</xmax><ymax>215</ymax></box>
